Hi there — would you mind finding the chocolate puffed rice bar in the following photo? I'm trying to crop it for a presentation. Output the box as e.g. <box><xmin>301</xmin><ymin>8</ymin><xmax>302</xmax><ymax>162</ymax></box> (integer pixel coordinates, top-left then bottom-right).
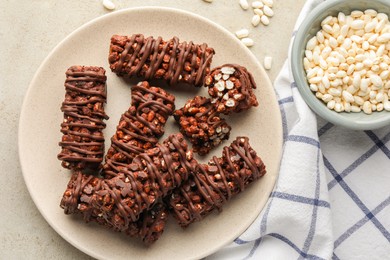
<box><xmin>168</xmin><ymin>136</ymin><xmax>266</xmax><ymax>228</ymax></box>
<box><xmin>62</xmin><ymin>134</ymin><xmax>197</xmax><ymax>229</ymax></box>
<box><xmin>108</xmin><ymin>34</ymin><xmax>215</xmax><ymax>87</ymax></box>
<box><xmin>58</xmin><ymin>66</ymin><xmax>109</xmax><ymax>171</ymax></box>
<box><xmin>60</xmin><ymin>171</ymin><xmax>168</xmax><ymax>245</ymax></box>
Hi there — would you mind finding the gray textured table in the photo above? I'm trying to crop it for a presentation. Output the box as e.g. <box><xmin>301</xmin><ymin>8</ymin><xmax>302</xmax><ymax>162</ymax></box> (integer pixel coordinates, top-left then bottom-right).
<box><xmin>0</xmin><ymin>0</ymin><xmax>305</xmax><ymax>258</ymax></box>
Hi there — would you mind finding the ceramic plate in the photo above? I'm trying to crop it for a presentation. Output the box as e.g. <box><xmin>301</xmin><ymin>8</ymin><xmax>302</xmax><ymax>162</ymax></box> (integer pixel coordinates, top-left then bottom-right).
<box><xmin>19</xmin><ymin>7</ymin><xmax>282</xmax><ymax>260</ymax></box>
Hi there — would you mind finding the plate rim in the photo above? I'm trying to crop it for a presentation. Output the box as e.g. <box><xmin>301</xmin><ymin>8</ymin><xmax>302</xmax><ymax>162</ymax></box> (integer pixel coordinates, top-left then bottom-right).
<box><xmin>18</xmin><ymin>6</ymin><xmax>283</xmax><ymax>259</ymax></box>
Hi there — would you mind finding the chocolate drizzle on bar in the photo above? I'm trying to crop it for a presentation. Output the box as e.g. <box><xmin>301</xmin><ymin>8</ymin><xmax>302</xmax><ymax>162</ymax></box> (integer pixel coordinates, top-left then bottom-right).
<box><xmin>103</xmin><ymin>81</ymin><xmax>175</xmax><ymax>177</ymax></box>
<box><xmin>195</xmin><ymin>97</ymin><xmax>223</xmax><ymax>126</ymax></box>
<box><xmin>168</xmin><ymin>136</ymin><xmax>266</xmax><ymax>228</ymax></box>
<box><xmin>109</xmin><ymin>34</ymin><xmax>215</xmax><ymax>87</ymax></box>
<box><xmin>58</xmin><ymin>66</ymin><xmax>109</xmax><ymax>170</ymax></box>
<box><xmin>131</xmin><ymin>82</ymin><xmax>175</xmax><ymax>135</ymax></box>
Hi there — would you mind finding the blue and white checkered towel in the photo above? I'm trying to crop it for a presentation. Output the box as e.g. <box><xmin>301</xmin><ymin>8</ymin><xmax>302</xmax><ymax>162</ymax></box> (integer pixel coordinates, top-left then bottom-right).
<box><xmin>208</xmin><ymin>0</ymin><xmax>390</xmax><ymax>259</ymax></box>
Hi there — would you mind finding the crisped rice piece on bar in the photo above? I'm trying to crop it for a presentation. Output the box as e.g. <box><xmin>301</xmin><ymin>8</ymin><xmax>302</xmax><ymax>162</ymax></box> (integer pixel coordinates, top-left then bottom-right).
<box><xmin>205</xmin><ymin>64</ymin><xmax>258</xmax><ymax>114</ymax></box>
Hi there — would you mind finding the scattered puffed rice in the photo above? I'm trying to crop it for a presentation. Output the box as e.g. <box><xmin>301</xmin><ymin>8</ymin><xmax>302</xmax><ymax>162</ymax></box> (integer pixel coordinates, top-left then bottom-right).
<box><xmin>263</xmin><ymin>5</ymin><xmax>274</xmax><ymax>17</ymax></box>
<box><xmin>264</xmin><ymin>56</ymin><xmax>273</xmax><ymax>70</ymax></box>
<box><xmin>253</xmin><ymin>8</ymin><xmax>264</xmax><ymax>16</ymax></box>
<box><xmin>237</xmin><ymin>0</ymin><xmax>275</xmax><ymax>28</ymax></box>
<box><xmin>304</xmin><ymin>10</ymin><xmax>390</xmax><ymax>114</ymax></box>
<box><xmin>102</xmin><ymin>0</ymin><xmax>115</xmax><ymax>10</ymax></box>
<box><xmin>241</xmin><ymin>37</ymin><xmax>254</xmax><ymax>47</ymax></box>
<box><xmin>252</xmin><ymin>1</ymin><xmax>264</xmax><ymax>9</ymax></box>
<box><xmin>235</xmin><ymin>28</ymin><xmax>249</xmax><ymax>39</ymax></box>
<box><xmin>251</xmin><ymin>15</ymin><xmax>261</xmax><ymax>27</ymax></box>
<box><xmin>239</xmin><ymin>0</ymin><xmax>249</xmax><ymax>10</ymax></box>
<box><xmin>260</xmin><ymin>15</ymin><xmax>270</xmax><ymax>25</ymax></box>
<box><xmin>262</xmin><ymin>0</ymin><xmax>273</xmax><ymax>7</ymax></box>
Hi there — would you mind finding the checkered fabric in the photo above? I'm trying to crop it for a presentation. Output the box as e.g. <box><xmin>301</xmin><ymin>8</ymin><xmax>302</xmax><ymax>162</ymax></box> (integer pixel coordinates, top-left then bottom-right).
<box><xmin>208</xmin><ymin>0</ymin><xmax>390</xmax><ymax>259</ymax></box>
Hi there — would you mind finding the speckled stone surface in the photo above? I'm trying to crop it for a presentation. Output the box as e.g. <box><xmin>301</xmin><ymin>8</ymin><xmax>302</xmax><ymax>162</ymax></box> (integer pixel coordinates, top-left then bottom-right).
<box><xmin>0</xmin><ymin>0</ymin><xmax>305</xmax><ymax>259</ymax></box>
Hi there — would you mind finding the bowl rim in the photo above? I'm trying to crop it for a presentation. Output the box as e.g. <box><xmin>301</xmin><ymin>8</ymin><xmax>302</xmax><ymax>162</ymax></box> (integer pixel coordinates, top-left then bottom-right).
<box><xmin>291</xmin><ymin>0</ymin><xmax>390</xmax><ymax>130</ymax></box>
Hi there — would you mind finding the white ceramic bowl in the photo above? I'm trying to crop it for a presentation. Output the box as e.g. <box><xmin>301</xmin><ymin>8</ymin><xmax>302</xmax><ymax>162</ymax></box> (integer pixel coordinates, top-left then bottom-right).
<box><xmin>291</xmin><ymin>0</ymin><xmax>390</xmax><ymax>130</ymax></box>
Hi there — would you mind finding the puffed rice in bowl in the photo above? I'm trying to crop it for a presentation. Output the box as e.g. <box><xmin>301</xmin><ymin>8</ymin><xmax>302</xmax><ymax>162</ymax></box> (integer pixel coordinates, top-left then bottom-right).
<box><xmin>291</xmin><ymin>0</ymin><xmax>390</xmax><ymax>130</ymax></box>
